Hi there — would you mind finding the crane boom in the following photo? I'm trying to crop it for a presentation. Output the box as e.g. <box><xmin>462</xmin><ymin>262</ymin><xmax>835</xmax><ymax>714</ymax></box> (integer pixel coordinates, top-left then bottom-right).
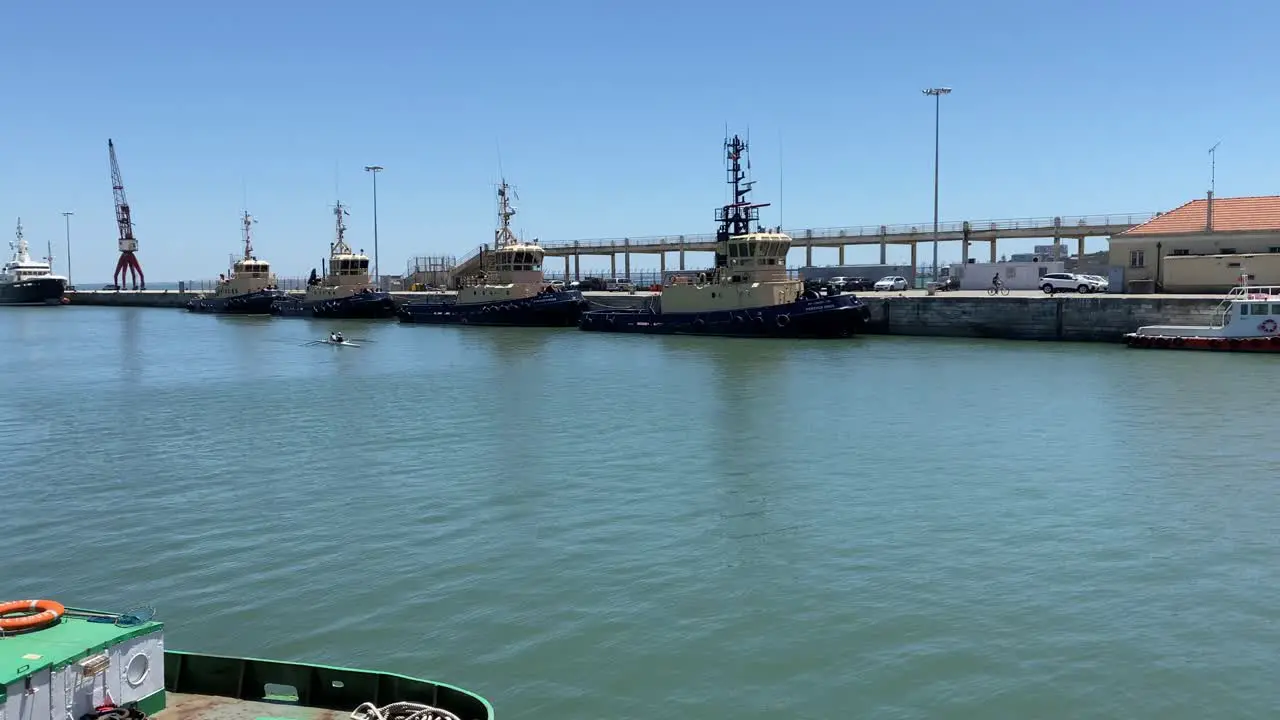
<box><xmin>109</xmin><ymin>139</ymin><xmax>137</xmax><ymax>253</ymax></box>
<box><xmin>108</xmin><ymin>138</ymin><xmax>145</xmax><ymax>289</ymax></box>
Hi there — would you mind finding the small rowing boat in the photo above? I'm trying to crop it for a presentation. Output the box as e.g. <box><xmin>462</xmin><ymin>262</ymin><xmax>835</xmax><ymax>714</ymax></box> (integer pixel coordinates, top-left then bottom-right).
<box><xmin>302</xmin><ymin>332</ymin><xmax>365</xmax><ymax>348</ymax></box>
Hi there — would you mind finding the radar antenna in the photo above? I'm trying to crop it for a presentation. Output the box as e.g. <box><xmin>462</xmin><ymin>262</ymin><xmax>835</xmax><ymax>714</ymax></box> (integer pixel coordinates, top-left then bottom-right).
<box><xmin>331</xmin><ymin>201</ymin><xmax>352</xmax><ymax>255</ymax></box>
<box><xmin>495</xmin><ymin>180</ymin><xmax>519</xmax><ymax>248</ymax></box>
<box><xmin>241</xmin><ymin>210</ymin><xmax>257</xmax><ymax>260</ymax></box>
<box><xmin>713</xmin><ymin>133</ymin><xmax>770</xmax><ymax>269</ymax></box>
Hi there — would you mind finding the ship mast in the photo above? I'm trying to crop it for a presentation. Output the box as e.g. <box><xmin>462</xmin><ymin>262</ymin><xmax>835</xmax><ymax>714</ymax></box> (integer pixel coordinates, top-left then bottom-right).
<box><xmin>494</xmin><ymin>180</ymin><xmax>519</xmax><ymax>248</ymax></box>
<box><xmin>241</xmin><ymin>210</ymin><xmax>257</xmax><ymax>260</ymax></box>
<box><xmin>714</xmin><ymin>134</ymin><xmax>769</xmax><ymax>269</ymax></box>
<box><xmin>331</xmin><ymin>201</ymin><xmax>352</xmax><ymax>256</ymax></box>
<box><xmin>13</xmin><ymin>218</ymin><xmax>28</xmax><ymax>260</ymax></box>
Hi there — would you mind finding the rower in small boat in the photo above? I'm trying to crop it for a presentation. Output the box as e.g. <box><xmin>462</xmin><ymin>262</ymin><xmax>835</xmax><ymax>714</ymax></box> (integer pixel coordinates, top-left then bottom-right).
<box><xmin>329</xmin><ymin>331</ymin><xmax>345</xmax><ymax>343</ymax></box>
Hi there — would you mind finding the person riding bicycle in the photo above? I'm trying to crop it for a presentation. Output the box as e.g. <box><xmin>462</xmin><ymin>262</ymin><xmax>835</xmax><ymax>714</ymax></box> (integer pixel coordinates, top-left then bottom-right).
<box><xmin>991</xmin><ymin>273</ymin><xmax>1003</xmax><ymax>290</ymax></box>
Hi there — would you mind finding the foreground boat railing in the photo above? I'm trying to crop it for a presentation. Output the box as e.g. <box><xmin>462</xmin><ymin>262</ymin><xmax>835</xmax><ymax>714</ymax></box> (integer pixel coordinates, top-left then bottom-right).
<box><xmin>164</xmin><ymin>651</ymin><xmax>493</xmax><ymax>720</ymax></box>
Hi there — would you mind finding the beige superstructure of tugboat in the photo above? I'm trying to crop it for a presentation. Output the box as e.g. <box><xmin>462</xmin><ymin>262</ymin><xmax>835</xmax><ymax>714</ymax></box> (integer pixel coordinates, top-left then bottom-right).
<box><xmin>578</xmin><ymin>133</ymin><xmax>871</xmax><ymax>338</ymax></box>
<box><xmin>186</xmin><ymin>211</ymin><xmax>287</xmax><ymax>314</ymax></box>
<box><xmin>397</xmin><ymin>180</ymin><xmax>586</xmax><ymax>326</ymax></box>
<box><xmin>271</xmin><ymin>201</ymin><xmax>397</xmax><ymax>319</ymax></box>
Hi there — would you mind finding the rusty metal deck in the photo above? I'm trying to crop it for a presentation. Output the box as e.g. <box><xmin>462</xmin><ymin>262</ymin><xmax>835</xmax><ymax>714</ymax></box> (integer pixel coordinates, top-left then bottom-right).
<box><xmin>157</xmin><ymin>693</ymin><xmax>349</xmax><ymax>720</ymax></box>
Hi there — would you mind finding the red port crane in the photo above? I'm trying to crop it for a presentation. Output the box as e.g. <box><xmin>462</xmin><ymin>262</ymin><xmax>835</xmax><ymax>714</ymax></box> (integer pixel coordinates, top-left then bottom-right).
<box><xmin>108</xmin><ymin>139</ymin><xmax>145</xmax><ymax>290</ymax></box>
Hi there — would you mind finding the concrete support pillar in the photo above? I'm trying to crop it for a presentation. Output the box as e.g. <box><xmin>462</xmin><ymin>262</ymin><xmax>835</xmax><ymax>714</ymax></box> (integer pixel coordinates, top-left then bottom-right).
<box><xmin>659</xmin><ymin>252</ymin><xmax>666</xmax><ymax>276</ymax></box>
<box><xmin>610</xmin><ymin>252</ymin><xmax>617</xmax><ymax>278</ymax></box>
<box><xmin>806</xmin><ymin>242</ymin><xmax>813</xmax><ymax>266</ymax></box>
<box><xmin>961</xmin><ymin>222</ymin><xmax>971</xmax><ymax>270</ymax></box>
<box><xmin>990</xmin><ymin>239</ymin><xmax>998</xmax><ymax>263</ymax></box>
<box><xmin>1077</xmin><ymin>237</ymin><xmax>1086</xmax><ymax>261</ymax></box>
<box><xmin>879</xmin><ymin>226</ymin><xmax>888</xmax><ymax>264</ymax></box>
<box><xmin>838</xmin><ymin>245</ymin><xmax>846</xmax><ymax>265</ymax></box>
<box><xmin>623</xmin><ymin>238</ymin><xmax>631</xmax><ymax>280</ymax></box>
<box><xmin>1052</xmin><ymin>233</ymin><xmax>1061</xmax><ymax>262</ymax></box>
<box><xmin>910</xmin><ymin>243</ymin><xmax>918</xmax><ymax>279</ymax></box>
<box><xmin>574</xmin><ymin>244</ymin><xmax>581</xmax><ymax>281</ymax></box>
<box><xmin>679</xmin><ymin>238</ymin><xmax>686</xmax><ymax>271</ymax></box>
<box><xmin>563</xmin><ymin>255</ymin><xmax>570</xmax><ymax>280</ymax></box>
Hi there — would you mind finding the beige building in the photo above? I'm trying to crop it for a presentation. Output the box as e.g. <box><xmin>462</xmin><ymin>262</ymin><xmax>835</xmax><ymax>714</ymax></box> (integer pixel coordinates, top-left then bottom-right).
<box><xmin>1109</xmin><ymin>193</ymin><xmax>1280</xmax><ymax>292</ymax></box>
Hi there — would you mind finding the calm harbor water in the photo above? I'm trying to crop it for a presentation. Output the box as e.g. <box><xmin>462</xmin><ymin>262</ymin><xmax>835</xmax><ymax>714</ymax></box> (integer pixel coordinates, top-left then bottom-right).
<box><xmin>3</xmin><ymin>306</ymin><xmax>1278</xmax><ymax>719</ymax></box>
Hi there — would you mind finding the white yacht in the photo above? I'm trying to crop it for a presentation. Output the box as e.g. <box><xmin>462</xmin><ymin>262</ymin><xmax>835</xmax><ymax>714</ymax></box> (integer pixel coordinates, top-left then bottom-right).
<box><xmin>1</xmin><ymin>218</ymin><xmax>67</xmax><ymax>305</ymax></box>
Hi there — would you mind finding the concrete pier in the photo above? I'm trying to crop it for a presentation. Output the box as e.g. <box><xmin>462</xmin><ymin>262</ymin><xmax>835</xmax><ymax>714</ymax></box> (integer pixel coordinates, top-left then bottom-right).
<box><xmin>62</xmin><ymin>288</ymin><xmax>1225</xmax><ymax>344</ymax></box>
<box><xmin>860</xmin><ymin>292</ymin><xmax>1220</xmax><ymax>342</ymax></box>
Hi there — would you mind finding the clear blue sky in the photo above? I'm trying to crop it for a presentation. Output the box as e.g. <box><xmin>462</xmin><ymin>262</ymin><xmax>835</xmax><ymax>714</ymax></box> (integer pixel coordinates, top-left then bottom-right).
<box><xmin>3</xmin><ymin>0</ymin><xmax>1277</xmax><ymax>282</ymax></box>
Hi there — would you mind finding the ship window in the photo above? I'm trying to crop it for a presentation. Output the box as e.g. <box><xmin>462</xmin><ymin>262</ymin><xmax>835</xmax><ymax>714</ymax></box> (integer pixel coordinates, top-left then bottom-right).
<box><xmin>729</xmin><ymin>244</ymin><xmax>740</xmax><ymax>258</ymax></box>
<box><xmin>1240</xmin><ymin>304</ymin><xmax>1250</xmax><ymax>316</ymax></box>
<box><xmin>359</xmin><ymin>259</ymin><xmax>368</xmax><ymax>269</ymax></box>
<box><xmin>748</xmin><ymin>242</ymin><xmax>758</xmax><ymax>257</ymax></box>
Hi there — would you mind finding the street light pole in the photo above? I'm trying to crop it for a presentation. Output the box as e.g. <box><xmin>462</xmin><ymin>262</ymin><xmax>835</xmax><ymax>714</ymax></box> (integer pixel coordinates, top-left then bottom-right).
<box><xmin>923</xmin><ymin>87</ymin><xmax>952</xmax><ymax>282</ymax></box>
<box><xmin>61</xmin><ymin>211</ymin><xmax>74</xmax><ymax>286</ymax></box>
<box><xmin>364</xmin><ymin>165</ymin><xmax>384</xmax><ymax>288</ymax></box>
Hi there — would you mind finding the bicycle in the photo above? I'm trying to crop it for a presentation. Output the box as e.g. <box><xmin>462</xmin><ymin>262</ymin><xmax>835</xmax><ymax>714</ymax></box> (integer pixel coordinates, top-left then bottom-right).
<box><xmin>988</xmin><ymin>284</ymin><xmax>1010</xmax><ymax>296</ymax></box>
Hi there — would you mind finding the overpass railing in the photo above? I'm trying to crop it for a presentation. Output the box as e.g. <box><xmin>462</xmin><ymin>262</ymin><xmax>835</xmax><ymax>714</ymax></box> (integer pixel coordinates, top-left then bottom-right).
<box><xmin>536</xmin><ymin>212</ymin><xmax>1157</xmax><ymax>251</ymax></box>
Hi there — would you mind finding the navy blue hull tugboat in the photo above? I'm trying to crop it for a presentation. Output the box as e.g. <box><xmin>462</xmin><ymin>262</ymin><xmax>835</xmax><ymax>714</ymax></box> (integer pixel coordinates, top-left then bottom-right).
<box><xmin>579</xmin><ymin>133</ymin><xmax>870</xmax><ymax>338</ymax></box>
<box><xmin>187</xmin><ymin>211</ymin><xmax>287</xmax><ymax>314</ymax></box>
<box><xmin>398</xmin><ymin>180</ymin><xmax>586</xmax><ymax>327</ymax></box>
<box><xmin>272</xmin><ymin>201</ymin><xmax>397</xmax><ymax>319</ymax></box>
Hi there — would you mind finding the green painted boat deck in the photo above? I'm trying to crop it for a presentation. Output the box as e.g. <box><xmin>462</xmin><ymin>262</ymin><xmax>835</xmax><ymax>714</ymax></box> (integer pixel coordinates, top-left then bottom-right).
<box><xmin>0</xmin><ymin>613</ymin><xmax>161</xmax><ymax>686</ymax></box>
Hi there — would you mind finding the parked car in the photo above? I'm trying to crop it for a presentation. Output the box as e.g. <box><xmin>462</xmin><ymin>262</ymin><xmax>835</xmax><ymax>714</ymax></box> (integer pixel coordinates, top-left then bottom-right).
<box><xmin>1040</xmin><ymin>272</ymin><xmax>1108</xmax><ymax>294</ymax></box>
<box><xmin>570</xmin><ymin>277</ymin><xmax>607</xmax><ymax>291</ymax></box>
<box><xmin>824</xmin><ymin>276</ymin><xmax>873</xmax><ymax>293</ymax></box>
<box><xmin>547</xmin><ymin>279</ymin><xmax>565</xmax><ymax>290</ymax></box>
<box><xmin>604</xmin><ymin>277</ymin><xmax>636</xmax><ymax>292</ymax></box>
<box><xmin>873</xmin><ymin>276</ymin><xmax>909</xmax><ymax>291</ymax></box>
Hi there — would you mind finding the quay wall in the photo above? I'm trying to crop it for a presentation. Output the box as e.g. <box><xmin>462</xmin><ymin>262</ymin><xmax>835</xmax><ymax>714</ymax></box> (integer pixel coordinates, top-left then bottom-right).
<box><xmin>862</xmin><ymin>296</ymin><xmax>1221</xmax><ymax>341</ymax></box>
<box><xmin>61</xmin><ymin>290</ymin><xmax>1222</xmax><ymax>342</ymax></box>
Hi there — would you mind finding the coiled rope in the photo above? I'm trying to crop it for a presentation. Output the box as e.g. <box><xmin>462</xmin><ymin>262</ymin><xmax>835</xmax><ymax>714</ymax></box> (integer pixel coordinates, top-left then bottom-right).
<box><xmin>351</xmin><ymin>701</ymin><xmax>461</xmax><ymax>720</ymax></box>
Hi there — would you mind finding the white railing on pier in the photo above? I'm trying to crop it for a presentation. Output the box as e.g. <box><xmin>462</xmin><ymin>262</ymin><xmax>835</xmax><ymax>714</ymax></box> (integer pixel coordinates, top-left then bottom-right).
<box><xmin>535</xmin><ymin>212</ymin><xmax>1157</xmax><ymax>251</ymax></box>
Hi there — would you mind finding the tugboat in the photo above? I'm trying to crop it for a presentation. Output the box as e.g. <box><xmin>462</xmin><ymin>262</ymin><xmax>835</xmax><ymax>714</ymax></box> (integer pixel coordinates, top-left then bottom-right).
<box><xmin>0</xmin><ymin>218</ymin><xmax>67</xmax><ymax>305</ymax></box>
<box><xmin>397</xmin><ymin>180</ymin><xmax>586</xmax><ymax>327</ymax></box>
<box><xmin>0</xmin><ymin>598</ymin><xmax>493</xmax><ymax>720</ymax></box>
<box><xmin>272</xmin><ymin>201</ymin><xmax>397</xmax><ymax>319</ymax></box>
<box><xmin>1124</xmin><ymin>275</ymin><xmax>1280</xmax><ymax>352</ymax></box>
<box><xmin>578</xmin><ymin>133</ymin><xmax>870</xmax><ymax>338</ymax></box>
<box><xmin>186</xmin><ymin>211</ymin><xmax>287</xmax><ymax>314</ymax></box>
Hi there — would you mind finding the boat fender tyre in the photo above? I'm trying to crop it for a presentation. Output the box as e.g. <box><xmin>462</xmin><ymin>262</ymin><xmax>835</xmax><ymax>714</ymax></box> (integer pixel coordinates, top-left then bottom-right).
<box><xmin>732</xmin><ymin>314</ymin><xmax>744</xmax><ymax>324</ymax></box>
<box><xmin>1251</xmin><ymin>338</ymin><xmax>1265</xmax><ymax>349</ymax></box>
<box><xmin>667</xmin><ymin>275</ymin><xmax>678</xmax><ymax>285</ymax></box>
<box><xmin>607</xmin><ymin>315</ymin><xmax>616</xmax><ymax>327</ymax></box>
<box><xmin>1228</xmin><ymin>338</ymin><xmax>1241</xmax><ymax>349</ymax></box>
<box><xmin>1172</xmin><ymin>337</ymin><xmax>1185</xmax><ymax>347</ymax></box>
<box><xmin>693</xmin><ymin>317</ymin><xmax>706</xmax><ymax>331</ymax></box>
<box><xmin>697</xmin><ymin>273</ymin><xmax>707</xmax><ymax>286</ymax></box>
<box><xmin>776</xmin><ymin>314</ymin><xmax>791</xmax><ymax>328</ymax></box>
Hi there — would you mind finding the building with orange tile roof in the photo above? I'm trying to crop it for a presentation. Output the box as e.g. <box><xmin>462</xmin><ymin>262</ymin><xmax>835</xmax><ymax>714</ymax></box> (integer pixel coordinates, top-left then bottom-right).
<box><xmin>1109</xmin><ymin>192</ymin><xmax>1280</xmax><ymax>292</ymax></box>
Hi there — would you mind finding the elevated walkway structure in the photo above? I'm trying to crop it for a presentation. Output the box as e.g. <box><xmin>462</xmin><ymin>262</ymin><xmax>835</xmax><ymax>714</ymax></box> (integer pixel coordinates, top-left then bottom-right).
<box><xmin>536</xmin><ymin>213</ymin><xmax>1155</xmax><ymax>280</ymax></box>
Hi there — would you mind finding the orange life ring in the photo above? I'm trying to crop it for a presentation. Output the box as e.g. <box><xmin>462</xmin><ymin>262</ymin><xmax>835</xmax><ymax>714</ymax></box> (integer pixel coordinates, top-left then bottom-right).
<box><xmin>0</xmin><ymin>599</ymin><xmax>65</xmax><ymax>632</ymax></box>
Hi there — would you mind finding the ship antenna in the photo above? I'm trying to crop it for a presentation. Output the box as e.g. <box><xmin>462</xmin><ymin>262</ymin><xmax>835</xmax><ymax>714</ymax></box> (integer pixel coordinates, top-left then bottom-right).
<box><xmin>241</xmin><ymin>210</ymin><xmax>256</xmax><ymax>260</ymax></box>
<box><xmin>332</xmin><ymin>200</ymin><xmax>350</xmax><ymax>255</ymax></box>
<box><xmin>778</xmin><ymin>128</ymin><xmax>784</xmax><ymax>230</ymax></box>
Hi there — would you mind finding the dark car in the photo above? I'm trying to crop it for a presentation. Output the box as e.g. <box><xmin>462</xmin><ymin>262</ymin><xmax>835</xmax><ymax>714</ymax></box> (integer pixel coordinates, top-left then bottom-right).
<box><xmin>570</xmin><ymin>277</ymin><xmax>607</xmax><ymax>291</ymax></box>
